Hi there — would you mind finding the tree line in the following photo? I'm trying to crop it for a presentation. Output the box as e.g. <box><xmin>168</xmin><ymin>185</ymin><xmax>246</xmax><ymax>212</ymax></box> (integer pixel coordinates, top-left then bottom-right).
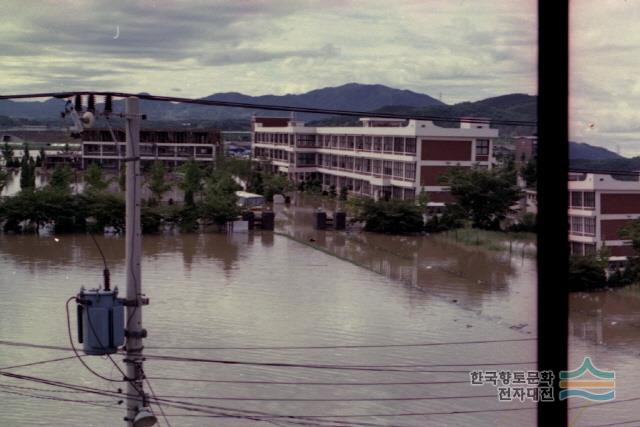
<box><xmin>0</xmin><ymin>156</ymin><xmax>288</xmax><ymax>234</ymax></box>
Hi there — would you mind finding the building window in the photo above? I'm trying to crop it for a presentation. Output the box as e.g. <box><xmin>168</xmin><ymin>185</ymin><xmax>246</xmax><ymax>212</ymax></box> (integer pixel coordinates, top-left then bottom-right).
<box><xmin>475</xmin><ymin>139</ymin><xmax>490</xmax><ymax>155</ymax></box>
<box><xmin>383</xmin><ymin>137</ymin><xmax>394</xmax><ymax>152</ymax></box>
<box><xmin>394</xmin><ymin>137</ymin><xmax>404</xmax><ymax>153</ymax></box>
<box><xmin>570</xmin><ymin>241</ymin><xmax>584</xmax><ymax>256</ymax></box>
<box><xmin>405</xmin><ymin>138</ymin><xmax>416</xmax><ymax>154</ymax></box>
<box><xmin>583</xmin><ymin>217</ymin><xmax>596</xmax><ymax>236</ymax></box>
<box><xmin>355</xmin><ymin>136</ymin><xmax>363</xmax><ymax>150</ymax></box>
<box><xmin>393</xmin><ymin>161</ymin><xmax>404</xmax><ymax>179</ymax></box>
<box><xmin>383</xmin><ymin>160</ymin><xmax>393</xmax><ymax>177</ymax></box>
<box><xmin>583</xmin><ymin>192</ymin><xmax>595</xmax><ymax>209</ymax></box>
<box><xmin>570</xmin><ymin>191</ymin><xmax>583</xmax><ymax>208</ymax></box>
<box><xmin>570</xmin><ymin>216</ymin><xmax>583</xmax><ymax>235</ymax></box>
<box><xmin>405</xmin><ymin>163</ymin><xmax>416</xmax><ymax>180</ymax></box>
<box><xmin>373</xmin><ymin>137</ymin><xmax>383</xmax><ymax>152</ymax></box>
<box><xmin>372</xmin><ymin>159</ymin><xmax>382</xmax><ymax>175</ymax></box>
<box><xmin>584</xmin><ymin>243</ymin><xmax>596</xmax><ymax>255</ymax></box>
<box><xmin>364</xmin><ymin>136</ymin><xmax>372</xmax><ymax>151</ymax></box>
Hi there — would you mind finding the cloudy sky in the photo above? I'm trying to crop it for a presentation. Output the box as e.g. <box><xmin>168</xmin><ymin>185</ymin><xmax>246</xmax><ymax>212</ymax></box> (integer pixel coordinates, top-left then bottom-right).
<box><xmin>571</xmin><ymin>1</ymin><xmax>640</xmax><ymax>156</ymax></box>
<box><xmin>1</xmin><ymin>0</ymin><xmax>537</xmax><ymax>105</ymax></box>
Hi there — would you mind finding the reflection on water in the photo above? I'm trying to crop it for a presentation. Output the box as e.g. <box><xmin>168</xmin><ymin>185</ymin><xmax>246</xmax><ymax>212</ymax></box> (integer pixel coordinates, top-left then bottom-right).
<box><xmin>0</xmin><ymin>228</ymin><xmax>536</xmax><ymax>426</ymax></box>
<box><xmin>568</xmin><ymin>288</ymin><xmax>640</xmax><ymax>426</ymax></box>
<box><xmin>275</xmin><ymin>194</ymin><xmax>537</xmax><ymax>334</ymax></box>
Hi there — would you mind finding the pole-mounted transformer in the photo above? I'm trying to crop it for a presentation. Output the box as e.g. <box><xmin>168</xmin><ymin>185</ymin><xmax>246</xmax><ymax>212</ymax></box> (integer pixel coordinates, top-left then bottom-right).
<box><xmin>76</xmin><ymin>285</ymin><xmax>125</xmax><ymax>355</ymax></box>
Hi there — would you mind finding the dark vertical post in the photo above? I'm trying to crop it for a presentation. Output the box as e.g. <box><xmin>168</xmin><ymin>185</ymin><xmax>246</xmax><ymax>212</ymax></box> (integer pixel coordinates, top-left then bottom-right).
<box><xmin>261</xmin><ymin>211</ymin><xmax>275</xmax><ymax>231</ymax></box>
<box><xmin>538</xmin><ymin>1</ymin><xmax>568</xmax><ymax>425</ymax></box>
<box><xmin>334</xmin><ymin>212</ymin><xmax>346</xmax><ymax>230</ymax></box>
<box><xmin>315</xmin><ymin>211</ymin><xmax>327</xmax><ymax>230</ymax></box>
<box><xmin>242</xmin><ymin>211</ymin><xmax>255</xmax><ymax>230</ymax></box>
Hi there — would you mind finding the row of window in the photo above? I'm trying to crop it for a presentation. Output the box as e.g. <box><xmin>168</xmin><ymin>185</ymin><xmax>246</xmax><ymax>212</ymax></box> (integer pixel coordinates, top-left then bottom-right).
<box><xmin>569</xmin><ymin>191</ymin><xmax>596</xmax><ymax>209</ymax></box>
<box><xmin>570</xmin><ymin>241</ymin><xmax>597</xmax><ymax>256</ymax></box>
<box><xmin>569</xmin><ymin>215</ymin><xmax>596</xmax><ymax>236</ymax></box>
<box><xmin>84</xmin><ymin>144</ymin><xmax>213</xmax><ymax>157</ymax></box>
<box><xmin>318</xmin><ymin>155</ymin><xmax>416</xmax><ymax>181</ymax></box>
<box><xmin>254</xmin><ymin>132</ymin><xmax>418</xmax><ymax>154</ymax></box>
<box><xmin>253</xmin><ymin>149</ymin><xmax>417</xmax><ymax>181</ymax></box>
<box><xmin>321</xmin><ymin>174</ymin><xmax>414</xmax><ymax>200</ymax></box>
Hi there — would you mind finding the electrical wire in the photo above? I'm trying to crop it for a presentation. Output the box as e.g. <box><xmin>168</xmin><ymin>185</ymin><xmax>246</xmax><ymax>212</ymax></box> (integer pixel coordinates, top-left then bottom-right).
<box><xmin>145</xmin><ymin>337</ymin><xmax>537</xmax><ymax>350</ymax></box>
<box><xmin>0</xmin><ymin>387</ymin><xmax>122</xmax><ymax>409</ymax></box>
<box><xmin>142</xmin><ymin>368</ymin><xmax>172</xmax><ymax>427</ymax></box>
<box><xmin>151</xmin><ymin>393</ymin><xmax>499</xmax><ymax>402</ymax></box>
<box><xmin>145</xmin><ymin>377</ymin><xmax>471</xmax><ymax>386</ymax></box>
<box><xmin>0</xmin><ymin>370</ymin><xmax>541</xmax><ymax>424</ymax></box>
<box><xmin>0</xmin><ymin>355</ymin><xmax>77</xmax><ymax>371</ymax></box>
<box><xmin>0</xmin><ymin>336</ymin><xmax>537</xmax><ymax>352</ymax></box>
<box><xmin>142</xmin><ymin>353</ymin><xmax>534</xmax><ymax>373</ymax></box>
<box><xmin>0</xmin><ymin>91</ymin><xmax>538</xmax><ymax>127</ymax></box>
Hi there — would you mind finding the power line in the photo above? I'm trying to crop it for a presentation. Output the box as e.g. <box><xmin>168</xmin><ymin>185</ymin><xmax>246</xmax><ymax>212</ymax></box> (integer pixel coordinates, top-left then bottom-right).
<box><xmin>0</xmin><ymin>91</ymin><xmax>538</xmax><ymax>127</ymax></box>
<box><xmin>144</xmin><ymin>337</ymin><xmax>537</xmax><ymax>350</ymax></box>
<box><xmin>142</xmin><ymin>353</ymin><xmax>534</xmax><ymax>373</ymax></box>
<box><xmin>0</xmin><ymin>387</ymin><xmax>122</xmax><ymax>409</ymax></box>
<box><xmin>0</xmin><ymin>337</ymin><xmax>537</xmax><ymax>352</ymax></box>
<box><xmin>0</xmin><ymin>370</ymin><xmax>536</xmax><ymax>423</ymax></box>
<box><xmin>151</xmin><ymin>393</ymin><xmax>498</xmax><ymax>402</ymax></box>
<box><xmin>146</xmin><ymin>377</ymin><xmax>472</xmax><ymax>386</ymax></box>
<box><xmin>0</xmin><ymin>355</ymin><xmax>77</xmax><ymax>371</ymax></box>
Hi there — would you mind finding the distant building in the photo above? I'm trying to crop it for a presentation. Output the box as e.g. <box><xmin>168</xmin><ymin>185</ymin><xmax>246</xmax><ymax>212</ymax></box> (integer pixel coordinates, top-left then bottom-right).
<box><xmin>251</xmin><ymin>116</ymin><xmax>498</xmax><ymax>201</ymax></box>
<box><xmin>81</xmin><ymin>128</ymin><xmax>221</xmax><ymax>169</ymax></box>
<box><xmin>515</xmin><ymin>135</ymin><xmax>537</xmax><ymax>165</ymax></box>
<box><xmin>569</xmin><ymin>171</ymin><xmax>640</xmax><ymax>262</ymax></box>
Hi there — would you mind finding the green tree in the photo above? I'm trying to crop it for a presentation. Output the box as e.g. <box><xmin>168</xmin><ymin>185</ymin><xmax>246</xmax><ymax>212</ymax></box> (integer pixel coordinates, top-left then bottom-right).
<box><xmin>439</xmin><ymin>166</ymin><xmax>522</xmax><ymax>230</ymax></box>
<box><xmin>148</xmin><ymin>160</ymin><xmax>171</xmax><ymax>205</ymax></box>
<box><xmin>2</xmin><ymin>142</ymin><xmax>14</xmax><ymax>165</ymax></box>
<box><xmin>20</xmin><ymin>145</ymin><xmax>36</xmax><ymax>191</ymax></box>
<box><xmin>199</xmin><ymin>168</ymin><xmax>241</xmax><ymax>229</ymax></box>
<box><xmin>351</xmin><ymin>198</ymin><xmax>424</xmax><ymax>234</ymax></box>
<box><xmin>619</xmin><ymin>220</ymin><xmax>640</xmax><ymax>253</ymax></box>
<box><xmin>84</xmin><ymin>163</ymin><xmax>109</xmax><ymax>192</ymax></box>
<box><xmin>49</xmin><ymin>164</ymin><xmax>74</xmax><ymax>193</ymax></box>
<box><xmin>179</xmin><ymin>160</ymin><xmax>202</xmax><ymax>207</ymax></box>
<box><xmin>82</xmin><ymin>192</ymin><xmax>125</xmax><ymax>233</ymax></box>
<box><xmin>568</xmin><ymin>253</ymin><xmax>608</xmax><ymax>291</ymax></box>
<box><xmin>339</xmin><ymin>186</ymin><xmax>348</xmax><ymax>201</ymax></box>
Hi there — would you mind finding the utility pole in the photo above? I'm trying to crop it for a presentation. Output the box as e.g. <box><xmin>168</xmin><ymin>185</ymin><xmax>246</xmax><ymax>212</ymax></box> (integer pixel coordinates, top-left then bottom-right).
<box><xmin>123</xmin><ymin>97</ymin><xmax>154</xmax><ymax>426</ymax></box>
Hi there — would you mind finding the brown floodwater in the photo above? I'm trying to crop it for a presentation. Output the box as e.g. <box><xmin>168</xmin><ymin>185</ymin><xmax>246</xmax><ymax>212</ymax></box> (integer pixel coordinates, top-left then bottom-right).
<box><xmin>0</xmin><ymin>193</ymin><xmax>634</xmax><ymax>426</ymax></box>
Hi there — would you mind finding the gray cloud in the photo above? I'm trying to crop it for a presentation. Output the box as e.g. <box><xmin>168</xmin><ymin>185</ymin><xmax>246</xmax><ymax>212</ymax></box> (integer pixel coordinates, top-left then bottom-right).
<box><xmin>1</xmin><ymin>0</ymin><xmax>536</xmax><ymax>104</ymax></box>
<box><xmin>199</xmin><ymin>43</ymin><xmax>339</xmax><ymax>66</ymax></box>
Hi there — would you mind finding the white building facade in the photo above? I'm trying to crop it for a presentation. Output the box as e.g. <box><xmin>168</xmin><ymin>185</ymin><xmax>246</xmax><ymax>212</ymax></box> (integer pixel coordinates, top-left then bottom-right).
<box><xmin>569</xmin><ymin>171</ymin><xmax>640</xmax><ymax>261</ymax></box>
<box><xmin>252</xmin><ymin>117</ymin><xmax>498</xmax><ymax>201</ymax></box>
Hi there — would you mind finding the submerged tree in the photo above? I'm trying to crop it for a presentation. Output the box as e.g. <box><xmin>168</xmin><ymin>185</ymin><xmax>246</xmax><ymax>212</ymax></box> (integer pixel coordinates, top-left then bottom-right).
<box><xmin>84</xmin><ymin>163</ymin><xmax>109</xmax><ymax>193</ymax></box>
<box><xmin>19</xmin><ymin>144</ymin><xmax>36</xmax><ymax>191</ymax></box>
<box><xmin>148</xmin><ymin>160</ymin><xmax>171</xmax><ymax>205</ymax></box>
<box><xmin>2</xmin><ymin>142</ymin><xmax>14</xmax><ymax>166</ymax></box>
<box><xmin>439</xmin><ymin>165</ymin><xmax>521</xmax><ymax>230</ymax></box>
<box><xmin>49</xmin><ymin>164</ymin><xmax>74</xmax><ymax>193</ymax></box>
<box><xmin>179</xmin><ymin>160</ymin><xmax>203</xmax><ymax>207</ymax></box>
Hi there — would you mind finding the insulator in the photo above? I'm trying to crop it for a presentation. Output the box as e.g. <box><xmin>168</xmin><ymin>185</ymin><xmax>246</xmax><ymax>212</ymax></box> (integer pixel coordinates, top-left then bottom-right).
<box><xmin>104</xmin><ymin>94</ymin><xmax>113</xmax><ymax>114</ymax></box>
<box><xmin>87</xmin><ymin>94</ymin><xmax>96</xmax><ymax>112</ymax></box>
<box><xmin>74</xmin><ymin>94</ymin><xmax>82</xmax><ymax>112</ymax></box>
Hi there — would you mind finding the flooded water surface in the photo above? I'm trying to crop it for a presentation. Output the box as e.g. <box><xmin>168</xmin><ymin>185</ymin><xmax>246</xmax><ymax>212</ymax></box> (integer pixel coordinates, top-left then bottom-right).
<box><xmin>0</xmin><ymin>196</ymin><xmax>633</xmax><ymax>426</ymax></box>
